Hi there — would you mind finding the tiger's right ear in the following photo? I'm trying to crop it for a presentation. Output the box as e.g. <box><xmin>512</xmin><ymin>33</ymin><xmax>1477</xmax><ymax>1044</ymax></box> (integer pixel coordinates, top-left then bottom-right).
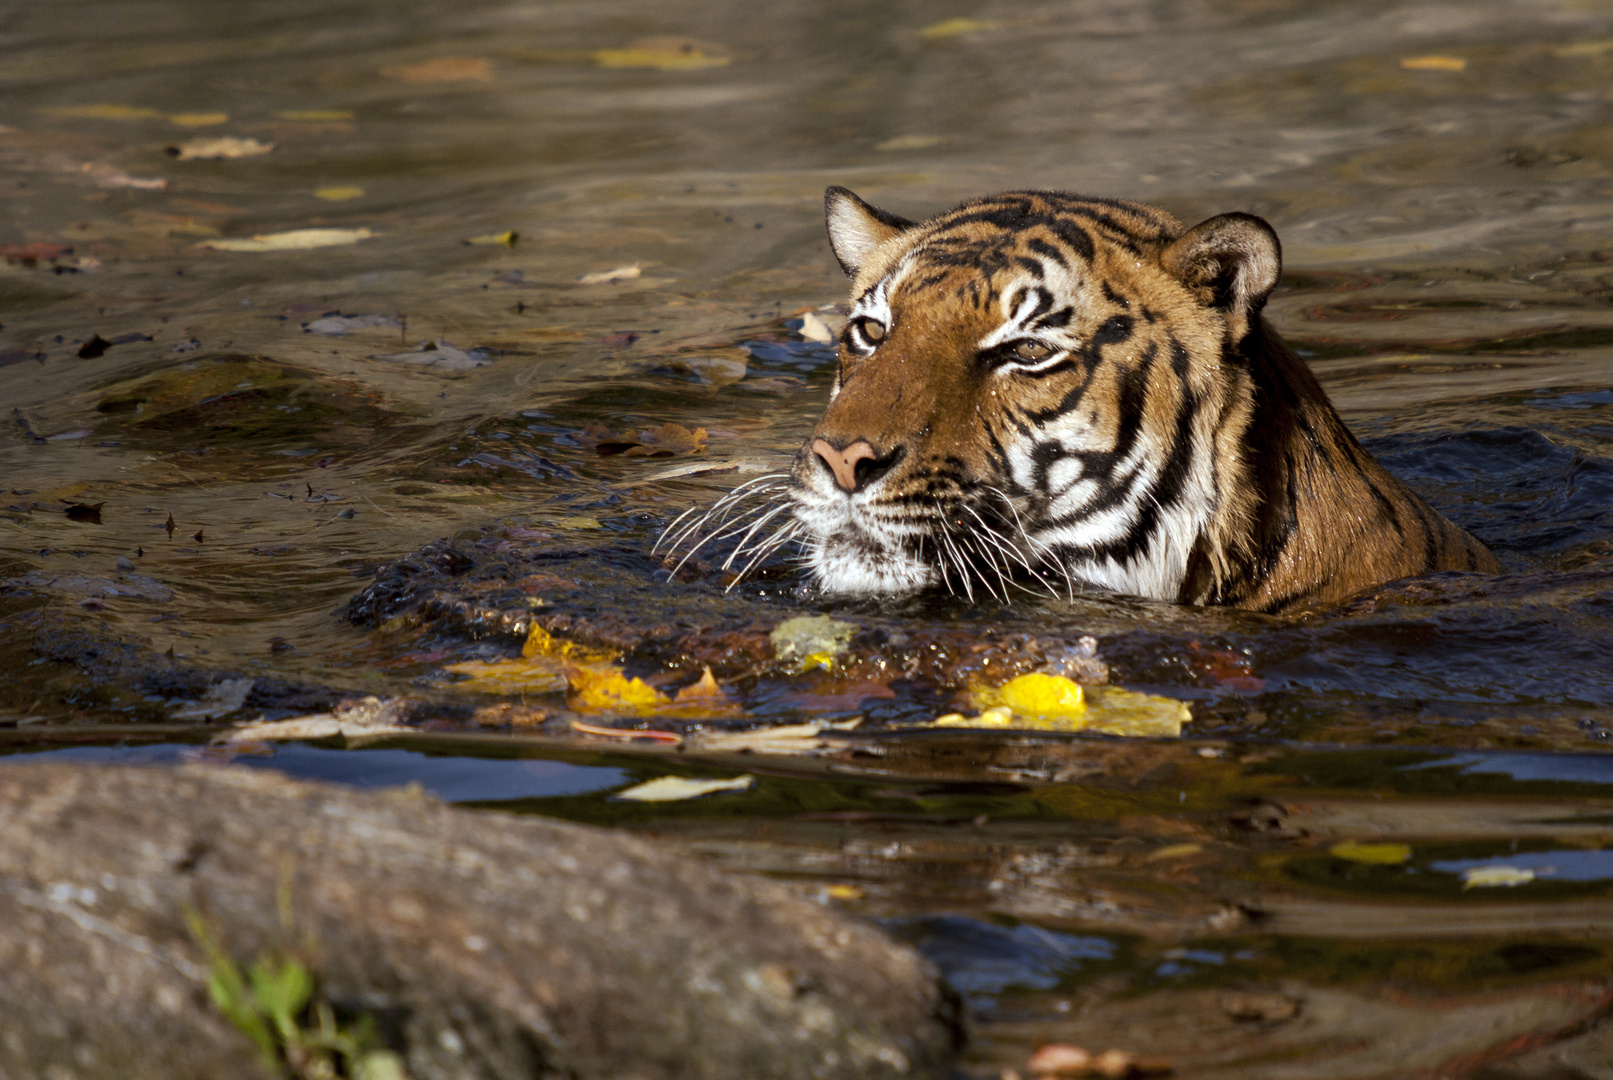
<box><xmin>1160</xmin><ymin>212</ymin><xmax>1281</xmax><ymax>319</ymax></box>
<box><xmin>825</xmin><ymin>186</ymin><xmax>915</xmax><ymax>278</ymax></box>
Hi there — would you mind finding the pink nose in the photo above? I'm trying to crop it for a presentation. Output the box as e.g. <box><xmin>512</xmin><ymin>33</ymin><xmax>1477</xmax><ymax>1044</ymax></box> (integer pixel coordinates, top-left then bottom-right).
<box><xmin>811</xmin><ymin>438</ymin><xmax>877</xmax><ymax>493</ymax></box>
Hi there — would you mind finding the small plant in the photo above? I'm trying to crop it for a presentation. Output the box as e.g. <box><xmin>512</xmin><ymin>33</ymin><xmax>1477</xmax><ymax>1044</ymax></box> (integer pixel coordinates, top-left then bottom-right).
<box><xmin>185</xmin><ymin>907</ymin><xmax>407</xmax><ymax>1080</ymax></box>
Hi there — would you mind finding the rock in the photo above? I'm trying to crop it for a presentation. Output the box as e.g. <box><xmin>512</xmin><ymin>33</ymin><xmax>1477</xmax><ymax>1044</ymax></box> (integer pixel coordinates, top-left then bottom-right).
<box><xmin>0</xmin><ymin>764</ymin><xmax>962</xmax><ymax>1080</ymax></box>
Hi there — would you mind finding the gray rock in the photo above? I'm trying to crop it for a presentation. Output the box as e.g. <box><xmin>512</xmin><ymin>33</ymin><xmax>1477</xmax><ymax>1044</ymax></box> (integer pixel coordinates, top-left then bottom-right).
<box><xmin>0</xmin><ymin>764</ymin><xmax>962</xmax><ymax>1080</ymax></box>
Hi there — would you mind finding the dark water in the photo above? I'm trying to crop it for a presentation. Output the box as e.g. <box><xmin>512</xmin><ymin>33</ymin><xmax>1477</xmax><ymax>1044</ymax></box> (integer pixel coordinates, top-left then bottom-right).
<box><xmin>3</xmin><ymin>0</ymin><xmax>1613</xmax><ymax>1075</ymax></box>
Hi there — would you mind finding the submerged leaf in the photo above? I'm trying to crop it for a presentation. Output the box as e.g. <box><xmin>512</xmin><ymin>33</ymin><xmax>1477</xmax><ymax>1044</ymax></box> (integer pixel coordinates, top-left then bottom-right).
<box><xmin>613</xmin><ymin>774</ymin><xmax>753</xmax><ymax>802</ymax></box>
<box><xmin>444</xmin><ymin>656</ymin><xmax>566</xmax><ymax>694</ymax></box>
<box><xmin>1330</xmin><ymin>841</ymin><xmax>1412</xmax><ymax>865</ymax></box>
<box><xmin>315</xmin><ymin>186</ymin><xmax>365</xmax><ymax>201</ymax></box>
<box><xmin>771</xmin><ymin>615</ymin><xmax>857</xmax><ymax>671</ymax></box>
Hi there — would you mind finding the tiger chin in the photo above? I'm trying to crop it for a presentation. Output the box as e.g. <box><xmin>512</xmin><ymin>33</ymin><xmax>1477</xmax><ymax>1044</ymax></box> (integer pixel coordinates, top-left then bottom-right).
<box><xmin>785</xmin><ymin>186</ymin><xmax>1501</xmax><ymax>614</ymax></box>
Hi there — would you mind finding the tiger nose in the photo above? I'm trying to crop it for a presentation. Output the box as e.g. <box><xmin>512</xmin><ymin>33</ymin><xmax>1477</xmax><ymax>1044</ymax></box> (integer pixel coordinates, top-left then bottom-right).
<box><xmin>811</xmin><ymin>438</ymin><xmax>898</xmax><ymax>494</ymax></box>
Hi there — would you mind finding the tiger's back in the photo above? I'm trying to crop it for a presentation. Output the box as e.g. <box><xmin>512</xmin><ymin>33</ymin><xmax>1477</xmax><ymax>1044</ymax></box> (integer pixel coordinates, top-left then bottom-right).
<box><xmin>692</xmin><ymin>187</ymin><xmax>1499</xmax><ymax>612</ymax></box>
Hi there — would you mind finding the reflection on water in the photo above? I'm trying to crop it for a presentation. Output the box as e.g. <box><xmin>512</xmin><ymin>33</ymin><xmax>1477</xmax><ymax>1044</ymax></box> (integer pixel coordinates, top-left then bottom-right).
<box><xmin>3</xmin><ymin>0</ymin><xmax>1613</xmax><ymax>1074</ymax></box>
<box><xmin>13</xmin><ymin>742</ymin><xmax>628</xmax><ymax>801</ymax></box>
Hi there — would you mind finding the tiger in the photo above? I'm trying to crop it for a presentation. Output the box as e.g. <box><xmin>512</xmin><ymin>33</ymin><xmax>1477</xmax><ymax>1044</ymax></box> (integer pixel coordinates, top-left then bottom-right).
<box><xmin>766</xmin><ymin>186</ymin><xmax>1501</xmax><ymax>613</ymax></box>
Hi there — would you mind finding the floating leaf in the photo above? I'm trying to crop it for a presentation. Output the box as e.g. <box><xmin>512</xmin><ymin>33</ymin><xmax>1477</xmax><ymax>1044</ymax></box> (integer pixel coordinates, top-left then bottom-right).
<box><xmin>919</xmin><ymin>18</ymin><xmax>1001</xmax><ymax>39</ymax></box>
<box><xmin>578</xmin><ymin>264</ymin><xmax>640</xmax><ymax>285</ymax></box>
<box><xmin>613</xmin><ymin>774</ymin><xmax>753</xmax><ymax>802</ymax></box>
<box><xmin>1330</xmin><ymin>841</ymin><xmax>1412</xmax><ymax>865</ymax></box>
<box><xmin>65</xmin><ymin>502</ymin><xmax>103</xmax><ymax>523</ymax></box>
<box><xmin>171</xmin><ymin>136</ymin><xmax>274</xmax><ymax>160</ymax></box>
<box><xmin>592</xmin><ymin>38</ymin><xmax>732</xmax><ymax>70</ymax></box>
<box><xmin>169</xmin><ymin>112</ymin><xmax>228</xmax><ymax>127</ymax></box>
<box><xmin>795</xmin><ymin>311</ymin><xmax>835</xmax><ymax>343</ymax></box>
<box><xmin>1400</xmin><ymin>55</ymin><xmax>1466</xmax><ymax>71</ymax></box>
<box><xmin>205</xmin><ymin>228</ymin><xmax>373</xmax><ymax>252</ymax></box>
<box><xmin>465</xmin><ymin>230</ymin><xmax>518</xmax><ymax>246</ymax></box>
<box><xmin>564</xmin><ymin>659</ymin><xmax>667</xmax><ymax>712</ymax></box>
<box><xmin>930</xmin><ymin>681</ymin><xmax>1188</xmax><ymax>737</ymax></box>
<box><xmin>46</xmin><ymin>104</ymin><xmax>163</xmax><ymax>121</ymax></box>
<box><xmin>1462</xmin><ymin>865</ymin><xmax>1539</xmax><ymax>889</ymax></box>
<box><xmin>689</xmin><ymin>718</ymin><xmax>860</xmax><ymax>755</ymax></box>
<box><xmin>315</xmin><ymin>186</ymin><xmax>365</xmax><ymax>201</ymax></box>
<box><xmin>382</xmin><ymin>57</ymin><xmax>492</xmax><ymax>83</ymax></box>
<box><xmin>992</xmin><ymin>672</ymin><xmax>1086</xmax><ymax>717</ymax></box>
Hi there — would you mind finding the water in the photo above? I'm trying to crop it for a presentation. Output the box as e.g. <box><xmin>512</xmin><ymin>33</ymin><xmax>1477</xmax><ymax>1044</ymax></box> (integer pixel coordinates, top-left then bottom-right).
<box><xmin>3</xmin><ymin>0</ymin><xmax>1613</xmax><ymax>1074</ymax></box>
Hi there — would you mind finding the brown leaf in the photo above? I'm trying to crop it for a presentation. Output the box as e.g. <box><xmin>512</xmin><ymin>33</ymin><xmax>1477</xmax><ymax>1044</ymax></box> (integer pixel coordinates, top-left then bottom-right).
<box><xmin>673</xmin><ymin>667</ymin><xmax>725</xmax><ymax>703</ymax></box>
<box><xmin>77</xmin><ymin>335</ymin><xmax>111</xmax><ymax>359</ymax></box>
<box><xmin>65</xmin><ymin>502</ymin><xmax>103</xmax><ymax>524</ymax></box>
<box><xmin>164</xmin><ymin>513</ymin><xmax>175</xmax><ymax>538</ymax></box>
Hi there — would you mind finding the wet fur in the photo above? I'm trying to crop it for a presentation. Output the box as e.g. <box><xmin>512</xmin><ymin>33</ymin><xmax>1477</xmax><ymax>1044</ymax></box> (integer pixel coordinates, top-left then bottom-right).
<box><xmin>666</xmin><ymin>188</ymin><xmax>1500</xmax><ymax>612</ymax></box>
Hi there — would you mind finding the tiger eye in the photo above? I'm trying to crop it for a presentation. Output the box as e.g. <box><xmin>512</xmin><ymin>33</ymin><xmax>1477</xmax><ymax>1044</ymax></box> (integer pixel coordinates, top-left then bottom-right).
<box><xmin>860</xmin><ymin>318</ymin><xmax>886</xmax><ymax>343</ymax></box>
<box><xmin>1012</xmin><ymin>340</ymin><xmax>1052</xmax><ymax>362</ymax></box>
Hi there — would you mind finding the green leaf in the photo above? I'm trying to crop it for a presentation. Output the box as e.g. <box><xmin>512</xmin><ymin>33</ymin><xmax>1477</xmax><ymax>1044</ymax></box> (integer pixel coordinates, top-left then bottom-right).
<box><xmin>249</xmin><ymin>955</ymin><xmax>314</xmax><ymax>1040</ymax></box>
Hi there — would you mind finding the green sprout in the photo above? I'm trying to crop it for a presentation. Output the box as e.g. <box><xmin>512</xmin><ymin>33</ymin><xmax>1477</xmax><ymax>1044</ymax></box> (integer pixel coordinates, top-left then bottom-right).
<box><xmin>184</xmin><ymin>907</ymin><xmax>407</xmax><ymax>1080</ymax></box>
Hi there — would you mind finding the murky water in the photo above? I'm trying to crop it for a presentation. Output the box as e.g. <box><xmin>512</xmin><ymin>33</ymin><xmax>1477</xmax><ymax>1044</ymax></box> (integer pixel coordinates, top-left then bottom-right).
<box><xmin>4</xmin><ymin>0</ymin><xmax>1613</xmax><ymax>1074</ymax></box>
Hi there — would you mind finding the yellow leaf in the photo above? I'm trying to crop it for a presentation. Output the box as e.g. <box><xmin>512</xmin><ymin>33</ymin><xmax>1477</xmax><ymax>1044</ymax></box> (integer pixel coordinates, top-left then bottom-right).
<box><xmin>1400</xmin><ymin>55</ymin><xmax>1467</xmax><ymax>72</ymax></box>
<box><xmin>47</xmin><ymin>104</ymin><xmax>163</xmax><ymax>121</ymax></box>
<box><xmin>444</xmin><ymin>656</ymin><xmax>566</xmax><ymax>694</ymax></box>
<box><xmin>315</xmin><ymin>186</ymin><xmax>365</xmax><ymax>201</ymax></box>
<box><xmin>382</xmin><ymin>57</ymin><xmax>493</xmax><ymax>83</ymax></box>
<box><xmin>593</xmin><ymin>38</ymin><xmax>732</xmax><ymax>70</ymax></box>
<box><xmin>934</xmin><ymin>680</ymin><xmax>1188</xmax><ymax>737</ymax></box>
<box><xmin>277</xmin><ymin>109</ymin><xmax>356</xmax><ymax>121</ymax></box>
<box><xmin>564</xmin><ymin>659</ymin><xmax>667</xmax><ymax>711</ymax></box>
<box><xmin>612</xmin><ymin>774</ymin><xmax>753</xmax><ymax>802</ymax></box>
<box><xmin>997</xmin><ymin>672</ymin><xmax>1086</xmax><ymax>716</ymax></box>
<box><xmin>1462</xmin><ymin>865</ymin><xmax>1537</xmax><ymax>889</ymax></box>
<box><xmin>919</xmin><ymin>18</ymin><xmax>1000</xmax><ymax>39</ymax></box>
<box><xmin>203</xmin><ymin>228</ymin><xmax>373</xmax><ymax>252</ymax></box>
<box><xmin>825</xmin><ymin>884</ymin><xmax>865</xmax><ymax>900</ymax></box>
<box><xmin>465</xmin><ymin>230</ymin><xmax>519</xmax><ymax>246</ymax></box>
<box><xmin>1330</xmin><ymin>841</ymin><xmax>1412</xmax><ymax>865</ymax></box>
<box><xmin>169</xmin><ymin>112</ymin><xmax>228</xmax><ymax>127</ymax></box>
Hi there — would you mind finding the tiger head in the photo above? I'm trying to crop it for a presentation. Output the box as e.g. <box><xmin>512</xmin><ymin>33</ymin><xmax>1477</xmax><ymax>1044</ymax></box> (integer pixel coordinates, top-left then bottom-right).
<box><xmin>791</xmin><ymin>186</ymin><xmax>1282</xmax><ymax>605</ymax></box>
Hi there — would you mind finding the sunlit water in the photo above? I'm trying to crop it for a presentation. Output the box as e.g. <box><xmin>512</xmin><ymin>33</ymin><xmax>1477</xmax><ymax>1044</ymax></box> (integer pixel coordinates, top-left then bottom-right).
<box><xmin>3</xmin><ymin>0</ymin><xmax>1613</xmax><ymax>1074</ymax></box>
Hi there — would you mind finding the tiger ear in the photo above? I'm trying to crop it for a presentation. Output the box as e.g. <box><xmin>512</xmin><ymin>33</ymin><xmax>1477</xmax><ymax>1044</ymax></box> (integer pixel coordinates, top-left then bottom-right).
<box><xmin>1161</xmin><ymin>213</ymin><xmax>1281</xmax><ymax>318</ymax></box>
<box><xmin>825</xmin><ymin>186</ymin><xmax>915</xmax><ymax>278</ymax></box>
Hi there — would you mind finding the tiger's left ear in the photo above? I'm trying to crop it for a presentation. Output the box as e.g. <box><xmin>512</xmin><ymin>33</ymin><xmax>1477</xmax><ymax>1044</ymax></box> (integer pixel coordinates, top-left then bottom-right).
<box><xmin>1160</xmin><ymin>213</ymin><xmax>1281</xmax><ymax>320</ymax></box>
<box><xmin>825</xmin><ymin>186</ymin><xmax>915</xmax><ymax>278</ymax></box>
